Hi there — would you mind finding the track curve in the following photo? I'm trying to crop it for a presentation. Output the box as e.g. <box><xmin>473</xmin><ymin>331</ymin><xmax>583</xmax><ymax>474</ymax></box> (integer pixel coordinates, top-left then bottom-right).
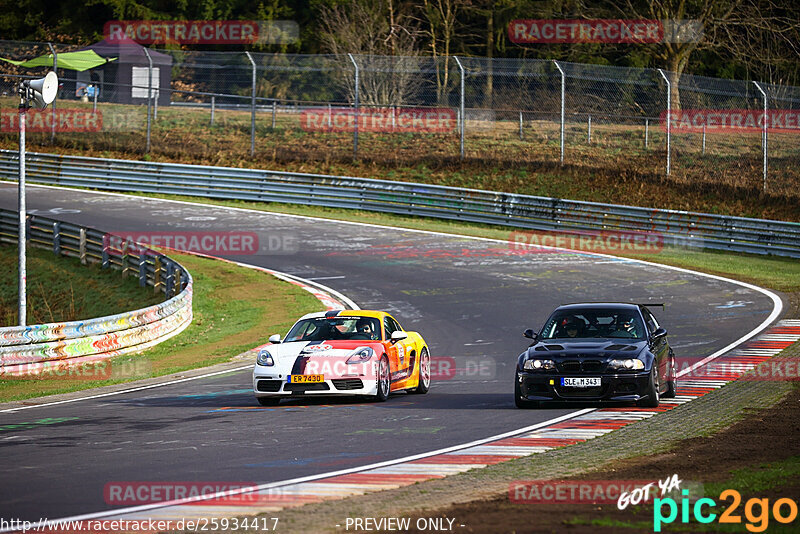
<box><xmin>0</xmin><ymin>183</ymin><xmax>781</xmax><ymax>521</ymax></box>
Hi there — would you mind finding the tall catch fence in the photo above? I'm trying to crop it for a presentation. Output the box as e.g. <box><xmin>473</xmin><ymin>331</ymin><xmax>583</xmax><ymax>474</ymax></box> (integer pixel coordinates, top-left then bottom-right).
<box><xmin>0</xmin><ymin>40</ymin><xmax>798</xmax><ymax>198</ymax></box>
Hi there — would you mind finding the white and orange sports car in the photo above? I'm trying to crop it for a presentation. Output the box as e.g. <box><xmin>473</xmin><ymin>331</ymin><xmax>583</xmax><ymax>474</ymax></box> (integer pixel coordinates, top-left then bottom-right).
<box><xmin>252</xmin><ymin>310</ymin><xmax>431</xmax><ymax>405</ymax></box>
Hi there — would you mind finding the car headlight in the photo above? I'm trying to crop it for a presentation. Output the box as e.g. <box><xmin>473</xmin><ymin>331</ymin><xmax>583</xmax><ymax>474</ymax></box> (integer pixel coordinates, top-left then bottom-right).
<box><xmin>609</xmin><ymin>359</ymin><xmax>644</xmax><ymax>371</ymax></box>
<box><xmin>523</xmin><ymin>359</ymin><xmax>556</xmax><ymax>371</ymax></box>
<box><xmin>346</xmin><ymin>346</ymin><xmax>374</xmax><ymax>364</ymax></box>
<box><xmin>257</xmin><ymin>350</ymin><xmax>274</xmax><ymax>366</ymax></box>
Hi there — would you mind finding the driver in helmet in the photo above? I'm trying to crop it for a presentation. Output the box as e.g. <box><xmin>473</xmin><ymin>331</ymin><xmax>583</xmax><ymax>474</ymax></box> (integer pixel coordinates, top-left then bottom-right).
<box><xmin>356</xmin><ymin>317</ymin><xmax>377</xmax><ymax>340</ymax></box>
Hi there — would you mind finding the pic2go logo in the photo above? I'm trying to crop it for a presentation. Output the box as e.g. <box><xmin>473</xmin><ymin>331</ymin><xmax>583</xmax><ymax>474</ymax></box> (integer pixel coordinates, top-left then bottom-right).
<box><xmin>654</xmin><ymin>489</ymin><xmax>798</xmax><ymax>532</ymax></box>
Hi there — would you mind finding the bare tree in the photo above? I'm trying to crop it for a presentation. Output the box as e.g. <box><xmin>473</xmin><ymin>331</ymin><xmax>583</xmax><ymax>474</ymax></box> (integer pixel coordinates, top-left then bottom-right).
<box><xmin>317</xmin><ymin>0</ymin><xmax>424</xmax><ymax>106</ymax></box>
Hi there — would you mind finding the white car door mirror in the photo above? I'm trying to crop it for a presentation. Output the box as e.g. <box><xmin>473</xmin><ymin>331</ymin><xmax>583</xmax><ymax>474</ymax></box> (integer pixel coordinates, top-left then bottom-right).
<box><xmin>268</xmin><ymin>334</ymin><xmax>282</xmax><ymax>344</ymax></box>
<box><xmin>390</xmin><ymin>330</ymin><xmax>408</xmax><ymax>343</ymax></box>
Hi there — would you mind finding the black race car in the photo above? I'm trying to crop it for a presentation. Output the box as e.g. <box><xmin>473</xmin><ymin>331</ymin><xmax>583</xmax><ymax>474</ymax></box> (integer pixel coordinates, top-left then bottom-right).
<box><xmin>515</xmin><ymin>303</ymin><xmax>677</xmax><ymax>408</ymax></box>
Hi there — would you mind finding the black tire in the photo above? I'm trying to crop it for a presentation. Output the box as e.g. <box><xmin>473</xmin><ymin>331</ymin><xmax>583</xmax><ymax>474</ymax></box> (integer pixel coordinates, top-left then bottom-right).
<box><xmin>373</xmin><ymin>355</ymin><xmax>390</xmax><ymax>402</ymax></box>
<box><xmin>411</xmin><ymin>348</ymin><xmax>431</xmax><ymax>394</ymax></box>
<box><xmin>663</xmin><ymin>352</ymin><xmax>677</xmax><ymax>399</ymax></box>
<box><xmin>637</xmin><ymin>365</ymin><xmax>660</xmax><ymax>408</ymax></box>
<box><xmin>257</xmin><ymin>397</ymin><xmax>280</xmax><ymax>406</ymax></box>
<box><xmin>515</xmin><ymin>376</ymin><xmax>539</xmax><ymax>408</ymax></box>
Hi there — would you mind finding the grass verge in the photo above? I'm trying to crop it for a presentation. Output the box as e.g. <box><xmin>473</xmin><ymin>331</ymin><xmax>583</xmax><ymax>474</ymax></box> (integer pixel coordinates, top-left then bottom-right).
<box><xmin>0</xmin><ymin>251</ymin><xmax>323</xmax><ymax>402</ymax></box>
<box><xmin>0</xmin><ymin>245</ymin><xmax>163</xmax><ymax>327</ymax></box>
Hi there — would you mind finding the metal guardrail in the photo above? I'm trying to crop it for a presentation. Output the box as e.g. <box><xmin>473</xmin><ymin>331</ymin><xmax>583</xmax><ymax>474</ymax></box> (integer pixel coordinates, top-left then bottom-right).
<box><xmin>0</xmin><ymin>207</ymin><xmax>192</xmax><ymax>373</ymax></box>
<box><xmin>0</xmin><ymin>150</ymin><xmax>799</xmax><ymax>258</ymax></box>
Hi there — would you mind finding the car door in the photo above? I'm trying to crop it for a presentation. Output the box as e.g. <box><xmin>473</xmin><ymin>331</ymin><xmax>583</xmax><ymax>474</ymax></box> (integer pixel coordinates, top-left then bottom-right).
<box><xmin>384</xmin><ymin>315</ymin><xmax>413</xmax><ymax>379</ymax></box>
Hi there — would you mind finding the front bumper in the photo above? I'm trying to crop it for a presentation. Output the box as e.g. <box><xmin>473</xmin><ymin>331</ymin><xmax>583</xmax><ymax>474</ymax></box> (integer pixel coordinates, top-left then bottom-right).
<box><xmin>517</xmin><ymin>370</ymin><xmax>651</xmax><ymax>403</ymax></box>
<box><xmin>253</xmin><ymin>374</ymin><xmax>379</xmax><ymax>398</ymax></box>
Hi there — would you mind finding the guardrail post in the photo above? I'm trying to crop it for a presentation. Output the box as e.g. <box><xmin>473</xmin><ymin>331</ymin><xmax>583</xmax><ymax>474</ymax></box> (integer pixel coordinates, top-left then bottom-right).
<box><xmin>553</xmin><ymin>60</ymin><xmax>565</xmax><ymax>164</ymax></box>
<box><xmin>453</xmin><ymin>56</ymin><xmax>465</xmax><ymax>160</ymax></box>
<box><xmin>154</xmin><ymin>256</ymin><xmax>162</xmax><ymax>293</ymax></box>
<box><xmin>102</xmin><ymin>239</ymin><xmax>110</xmax><ymax>268</ymax></box>
<box><xmin>143</xmin><ymin>48</ymin><xmax>153</xmax><ymax>154</ymax></box>
<box><xmin>139</xmin><ymin>253</ymin><xmax>147</xmax><ymax>287</ymax></box>
<box><xmin>210</xmin><ymin>96</ymin><xmax>215</xmax><ymax>126</ymax></box>
<box><xmin>246</xmin><ymin>51</ymin><xmax>257</xmax><ymax>157</ymax></box>
<box><xmin>174</xmin><ymin>266</ymin><xmax>182</xmax><ymax>296</ymax></box>
<box><xmin>52</xmin><ymin>222</ymin><xmax>61</xmax><ymax>255</ymax></box>
<box><xmin>166</xmin><ymin>262</ymin><xmax>174</xmax><ymax>297</ymax></box>
<box><xmin>348</xmin><ymin>54</ymin><xmax>359</xmax><ymax>161</ymax></box>
<box><xmin>657</xmin><ymin>68</ymin><xmax>671</xmax><ymax>175</ymax></box>
<box><xmin>79</xmin><ymin>228</ymin><xmax>87</xmax><ymax>265</ymax></box>
<box><xmin>752</xmin><ymin>81</ymin><xmax>768</xmax><ymax>192</ymax></box>
<box><xmin>47</xmin><ymin>43</ymin><xmax>57</xmax><ymax>145</ymax></box>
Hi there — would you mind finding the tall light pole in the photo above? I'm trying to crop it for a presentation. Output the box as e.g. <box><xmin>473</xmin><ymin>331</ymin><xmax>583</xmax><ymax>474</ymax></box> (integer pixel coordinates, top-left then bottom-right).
<box><xmin>17</xmin><ymin>71</ymin><xmax>58</xmax><ymax>326</ymax></box>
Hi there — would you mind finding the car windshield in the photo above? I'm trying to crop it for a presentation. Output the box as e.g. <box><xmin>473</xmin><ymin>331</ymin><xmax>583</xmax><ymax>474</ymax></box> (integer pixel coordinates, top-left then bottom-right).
<box><xmin>284</xmin><ymin>317</ymin><xmax>381</xmax><ymax>342</ymax></box>
<box><xmin>540</xmin><ymin>308</ymin><xmax>645</xmax><ymax>340</ymax></box>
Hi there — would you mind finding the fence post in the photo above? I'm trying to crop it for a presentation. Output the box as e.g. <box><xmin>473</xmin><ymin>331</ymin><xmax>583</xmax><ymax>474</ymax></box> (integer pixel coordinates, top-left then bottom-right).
<box><xmin>272</xmin><ymin>100</ymin><xmax>277</xmax><ymax>129</ymax></box>
<box><xmin>645</xmin><ymin>118</ymin><xmax>649</xmax><ymax>148</ymax></box>
<box><xmin>453</xmin><ymin>56</ymin><xmax>465</xmax><ymax>160</ymax></box>
<box><xmin>752</xmin><ymin>81</ymin><xmax>768</xmax><ymax>192</ymax></box>
<box><xmin>92</xmin><ymin>86</ymin><xmax>98</xmax><ymax>114</ymax></box>
<box><xmin>702</xmin><ymin>124</ymin><xmax>706</xmax><ymax>154</ymax></box>
<box><xmin>47</xmin><ymin>43</ymin><xmax>57</xmax><ymax>145</ymax></box>
<box><xmin>588</xmin><ymin>115</ymin><xmax>592</xmax><ymax>143</ymax></box>
<box><xmin>245</xmin><ymin>52</ymin><xmax>256</xmax><ymax>157</ymax></box>
<box><xmin>553</xmin><ymin>60</ymin><xmax>565</xmax><ymax>164</ymax></box>
<box><xmin>210</xmin><ymin>96</ymin><xmax>215</xmax><ymax>126</ymax></box>
<box><xmin>657</xmin><ymin>69</ymin><xmax>671</xmax><ymax>175</ymax></box>
<box><xmin>347</xmin><ymin>53</ymin><xmax>359</xmax><ymax>161</ymax></box>
<box><xmin>143</xmin><ymin>48</ymin><xmax>153</xmax><ymax>154</ymax></box>
<box><xmin>519</xmin><ymin>111</ymin><xmax>523</xmax><ymax>140</ymax></box>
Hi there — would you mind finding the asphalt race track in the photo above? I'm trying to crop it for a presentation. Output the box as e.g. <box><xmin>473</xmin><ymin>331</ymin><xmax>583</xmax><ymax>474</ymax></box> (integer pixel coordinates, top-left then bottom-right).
<box><xmin>0</xmin><ymin>184</ymin><xmax>780</xmax><ymax>521</ymax></box>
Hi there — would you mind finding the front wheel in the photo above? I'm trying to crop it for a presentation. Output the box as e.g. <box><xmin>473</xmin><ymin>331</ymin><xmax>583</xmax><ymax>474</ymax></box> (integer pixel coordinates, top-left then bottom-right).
<box><xmin>663</xmin><ymin>352</ymin><xmax>677</xmax><ymax>399</ymax></box>
<box><xmin>515</xmin><ymin>376</ymin><xmax>539</xmax><ymax>409</ymax></box>
<box><xmin>373</xmin><ymin>355</ymin><xmax>390</xmax><ymax>402</ymax></box>
<box><xmin>411</xmin><ymin>348</ymin><xmax>431</xmax><ymax>394</ymax></box>
<box><xmin>637</xmin><ymin>365</ymin><xmax>660</xmax><ymax>408</ymax></box>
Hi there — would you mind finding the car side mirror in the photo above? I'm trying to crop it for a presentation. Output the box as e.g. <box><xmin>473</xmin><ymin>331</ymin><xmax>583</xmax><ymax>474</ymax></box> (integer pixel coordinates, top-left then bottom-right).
<box><xmin>650</xmin><ymin>327</ymin><xmax>667</xmax><ymax>340</ymax></box>
<box><xmin>268</xmin><ymin>334</ymin><xmax>282</xmax><ymax>344</ymax></box>
<box><xmin>523</xmin><ymin>328</ymin><xmax>538</xmax><ymax>341</ymax></box>
<box><xmin>390</xmin><ymin>330</ymin><xmax>408</xmax><ymax>343</ymax></box>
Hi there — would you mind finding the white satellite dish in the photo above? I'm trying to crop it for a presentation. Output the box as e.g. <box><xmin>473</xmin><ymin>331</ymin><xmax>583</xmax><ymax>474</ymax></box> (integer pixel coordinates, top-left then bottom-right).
<box><xmin>27</xmin><ymin>71</ymin><xmax>58</xmax><ymax>109</ymax></box>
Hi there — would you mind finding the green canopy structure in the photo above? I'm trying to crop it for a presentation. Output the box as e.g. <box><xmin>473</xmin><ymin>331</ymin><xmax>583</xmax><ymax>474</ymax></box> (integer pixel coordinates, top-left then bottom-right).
<box><xmin>0</xmin><ymin>50</ymin><xmax>115</xmax><ymax>71</ymax></box>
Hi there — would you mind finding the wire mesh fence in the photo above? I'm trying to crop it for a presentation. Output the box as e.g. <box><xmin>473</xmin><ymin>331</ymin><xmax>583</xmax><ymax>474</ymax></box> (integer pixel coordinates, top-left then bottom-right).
<box><xmin>1</xmin><ymin>39</ymin><xmax>799</xmax><ymax>198</ymax></box>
